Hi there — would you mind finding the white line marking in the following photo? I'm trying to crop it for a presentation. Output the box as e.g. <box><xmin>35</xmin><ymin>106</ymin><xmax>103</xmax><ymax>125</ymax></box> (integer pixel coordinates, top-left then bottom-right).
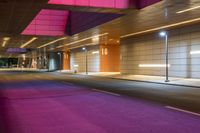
<box><xmin>165</xmin><ymin>106</ymin><xmax>200</xmax><ymax>117</ymax></box>
<box><xmin>61</xmin><ymin>81</ymin><xmax>74</xmax><ymax>86</ymax></box>
<box><xmin>92</xmin><ymin>89</ymin><xmax>120</xmax><ymax>96</ymax></box>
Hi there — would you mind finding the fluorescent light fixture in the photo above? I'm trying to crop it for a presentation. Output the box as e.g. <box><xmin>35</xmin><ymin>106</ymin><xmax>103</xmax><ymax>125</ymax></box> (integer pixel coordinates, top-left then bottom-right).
<box><xmin>74</xmin><ymin>64</ymin><xmax>79</xmax><ymax>67</ymax></box>
<box><xmin>20</xmin><ymin>37</ymin><xmax>37</xmax><ymax>48</ymax></box>
<box><xmin>38</xmin><ymin>37</ymin><xmax>67</xmax><ymax>48</ymax></box>
<box><xmin>121</xmin><ymin>17</ymin><xmax>200</xmax><ymax>38</ymax></box>
<box><xmin>139</xmin><ymin>64</ymin><xmax>171</xmax><ymax>68</ymax></box>
<box><xmin>92</xmin><ymin>51</ymin><xmax>99</xmax><ymax>54</ymax></box>
<box><xmin>4</xmin><ymin>37</ymin><xmax>10</xmax><ymax>41</ymax></box>
<box><xmin>159</xmin><ymin>31</ymin><xmax>167</xmax><ymax>37</ymax></box>
<box><xmin>56</xmin><ymin>33</ymin><xmax>108</xmax><ymax>48</ymax></box>
<box><xmin>190</xmin><ymin>51</ymin><xmax>200</xmax><ymax>55</ymax></box>
<box><xmin>176</xmin><ymin>6</ymin><xmax>200</xmax><ymax>14</ymax></box>
<box><xmin>2</xmin><ymin>37</ymin><xmax>10</xmax><ymax>47</ymax></box>
<box><xmin>2</xmin><ymin>41</ymin><xmax>7</xmax><ymax>47</ymax></box>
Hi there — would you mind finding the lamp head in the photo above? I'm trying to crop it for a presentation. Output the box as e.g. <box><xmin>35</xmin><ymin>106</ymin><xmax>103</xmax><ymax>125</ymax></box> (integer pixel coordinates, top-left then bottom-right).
<box><xmin>82</xmin><ymin>47</ymin><xmax>86</xmax><ymax>51</ymax></box>
<box><xmin>159</xmin><ymin>31</ymin><xmax>167</xmax><ymax>37</ymax></box>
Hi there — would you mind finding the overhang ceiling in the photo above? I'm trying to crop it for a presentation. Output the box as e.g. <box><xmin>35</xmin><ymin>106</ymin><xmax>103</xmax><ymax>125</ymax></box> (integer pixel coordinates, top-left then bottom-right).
<box><xmin>0</xmin><ymin>0</ymin><xmax>200</xmax><ymax>57</ymax></box>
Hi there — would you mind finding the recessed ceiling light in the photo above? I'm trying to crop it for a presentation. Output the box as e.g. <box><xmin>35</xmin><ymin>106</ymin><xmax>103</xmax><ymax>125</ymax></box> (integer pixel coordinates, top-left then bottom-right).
<box><xmin>176</xmin><ymin>6</ymin><xmax>200</xmax><ymax>14</ymax></box>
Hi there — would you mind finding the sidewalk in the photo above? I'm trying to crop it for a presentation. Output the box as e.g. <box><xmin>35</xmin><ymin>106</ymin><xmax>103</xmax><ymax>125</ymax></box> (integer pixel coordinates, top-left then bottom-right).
<box><xmin>62</xmin><ymin>71</ymin><xmax>200</xmax><ymax>88</ymax></box>
<box><xmin>0</xmin><ymin>68</ymin><xmax>48</xmax><ymax>72</ymax></box>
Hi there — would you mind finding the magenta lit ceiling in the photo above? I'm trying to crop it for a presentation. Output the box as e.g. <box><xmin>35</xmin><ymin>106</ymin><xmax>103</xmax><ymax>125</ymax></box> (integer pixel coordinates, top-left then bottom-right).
<box><xmin>48</xmin><ymin>0</ymin><xmax>161</xmax><ymax>9</ymax></box>
<box><xmin>22</xmin><ymin>0</ymin><xmax>161</xmax><ymax>36</ymax></box>
<box><xmin>48</xmin><ymin>0</ymin><xmax>130</xmax><ymax>9</ymax></box>
<box><xmin>22</xmin><ymin>9</ymin><xmax>122</xmax><ymax>36</ymax></box>
<box><xmin>22</xmin><ymin>9</ymin><xmax>69</xmax><ymax>36</ymax></box>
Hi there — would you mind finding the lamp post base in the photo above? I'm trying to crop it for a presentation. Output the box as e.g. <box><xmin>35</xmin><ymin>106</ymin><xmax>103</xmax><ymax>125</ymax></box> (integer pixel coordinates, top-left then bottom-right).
<box><xmin>165</xmin><ymin>80</ymin><xmax>170</xmax><ymax>82</ymax></box>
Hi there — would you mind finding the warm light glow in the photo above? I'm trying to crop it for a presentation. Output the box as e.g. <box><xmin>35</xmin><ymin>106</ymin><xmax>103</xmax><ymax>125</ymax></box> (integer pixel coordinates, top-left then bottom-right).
<box><xmin>56</xmin><ymin>33</ymin><xmax>108</xmax><ymax>48</ymax></box>
<box><xmin>22</xmin><ymin>54</ymin><xmax>26</xmax><ymax>61</ymax></box>
<box><xmin>2</xmin><ymin>37</ymin><xmax>10</xmax><ymax>47</ymax></box>
<box><xmin>190</xmin><ymin>51</ymin><xmax>200</xmax><ymax>55</ymax></box>
<box><xmin>121</xmin><ymin>17</ymin><xmax>200</xmax><ymax>38</ymax></box>
<box><xmin>20</xmin><ymin>37</ymin><xmax>37</xmax><ymax>48</ymax></box>
<box><xmin>139</xmin><ymin>64</ymin><xmax>171</xmax><ymax>68</ymax></box>
<box><xmin>38</xmin><ymin>37</ymin><xmax>67</xmax><ymax>48</ymax></box>
<box><xmin>92</xmin><ymin>36</ymin><xmax>99</xmax><ymax>42</ymax></box>
<box><xmin>3</xmin><ymin>37</ymin><xmax>10</xmax><ymax>41</ymax></box>
<box><xmin>92</xmin><ymin>51</ymin><xmax>99</xmax><ymax>54</ymax></box>
<box><xmin>2</xmin><ymin>41</ymin><xmax>7</xmax><ymax>47</ymax></box>
<box><xmin>176</xmin><ymin>6</ymin><xmax>200</xmax><ymax>14</ymax></box>
<box><xmin>74</xmin><ymin>64</ymin><xmax>79</xmax><ymax>67</ymax></box>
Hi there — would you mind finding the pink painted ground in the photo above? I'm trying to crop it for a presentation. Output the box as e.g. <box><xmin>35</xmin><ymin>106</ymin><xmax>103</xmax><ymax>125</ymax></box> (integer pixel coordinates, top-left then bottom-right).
<box><xmin>0</xmin><ymin>79</ymin><xmax>200</xmax><ymax>133</ymax></box>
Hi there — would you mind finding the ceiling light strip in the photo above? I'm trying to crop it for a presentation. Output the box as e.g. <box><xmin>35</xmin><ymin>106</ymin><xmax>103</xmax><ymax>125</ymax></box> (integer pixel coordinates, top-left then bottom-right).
<box><xmin>38</xmin><ymin>37</ymin><xmax>67</xmax><ymax>48</ymax></box>
<box><xmin>176</xmin><ymin>6</ymin><xmax>200</xmax><ymax>14</ymax></box>
<box><xmin>139</xmin><ymin>64</ymin><xmax>171</xmax><ymax>68</ymax></box>
<box><xmin>68</xmin><ymin>43</ymin><xmax>96</xmax><ymax>50</ymax></box>
<box><xmin>2</xmin><ymin>37</ymin><xmax>10</xmax><ymax>47</ymax></box>
<box><xmin>121</xmin><ymin>17</ymin><xmax>200</xmax><ymax>38</ymax></box>
<box><xmin>20</xmin><ymin>37</ymin><xmax>37</xmax><ymax>48</ymax></box>
<box><xmin>56</xmin><ymin>33</ymin><xmax>108</xmax><ymax>49</ymax></box>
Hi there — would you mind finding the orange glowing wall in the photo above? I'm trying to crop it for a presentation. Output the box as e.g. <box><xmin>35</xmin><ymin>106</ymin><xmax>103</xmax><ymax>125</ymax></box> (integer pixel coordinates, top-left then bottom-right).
<box><xmin>63</xmin><ymin>51</ymin><xmax>70</xmax><ymax>70</ymax></box>
<box><xmin>100</xmin><ymin>44</ymin><xmax>120</xmax><ymax>72</ymax></box>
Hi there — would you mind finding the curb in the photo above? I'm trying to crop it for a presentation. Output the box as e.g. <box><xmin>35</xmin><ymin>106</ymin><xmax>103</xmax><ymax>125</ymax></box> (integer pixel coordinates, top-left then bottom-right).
<box><xmin>71</xmin><ymin>73</ymin><xmax>200</xmax><ymax>89</ymax></box>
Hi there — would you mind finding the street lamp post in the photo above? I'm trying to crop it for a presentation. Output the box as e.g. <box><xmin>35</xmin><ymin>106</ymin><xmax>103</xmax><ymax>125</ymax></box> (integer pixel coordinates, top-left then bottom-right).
<box><xmin>159</xmin><ymin>31</ymin><xmax>170</xmax><ymax>82</ymax></box>
<box><xmin>82</xmin><ymin>47</ymin><xmax>88</xmax><ymax>75</ymax></box>
<box><xmin>58</xmin><ymin>52</ymin><xmax>62</xmax><ymax>72</ymax></box>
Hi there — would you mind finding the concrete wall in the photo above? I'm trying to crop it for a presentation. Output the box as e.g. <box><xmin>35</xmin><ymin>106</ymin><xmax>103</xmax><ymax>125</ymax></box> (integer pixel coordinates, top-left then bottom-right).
<box><xmin>70</xmin><ymin>45</ymin><xmax>100</xmax><ymax>72</ymax></box>
<box><xmin>121</xmin><ymin>24</ymin><xmax>200</xmax><ymax>78</ymax></box>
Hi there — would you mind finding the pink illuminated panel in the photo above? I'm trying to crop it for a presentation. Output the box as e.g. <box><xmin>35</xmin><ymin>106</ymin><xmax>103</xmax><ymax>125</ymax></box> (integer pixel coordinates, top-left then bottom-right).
<box><xmin>22</xmin><ymin>9</ymin><xmax>69</xmax><ymax>36</ymax></box>
<box><xmin>48</xmin><ymin>0</ymin><xmax>130</xmax><ymax>9</ymax></box>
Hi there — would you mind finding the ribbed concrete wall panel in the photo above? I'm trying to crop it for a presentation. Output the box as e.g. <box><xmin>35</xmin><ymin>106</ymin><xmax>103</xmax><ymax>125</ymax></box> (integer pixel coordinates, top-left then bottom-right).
<box><xmin>121</xmin><ymin>24</ymin><xmax>200</xmax><ymax>78</ymax></box>
<box><xmin>70</xmin><ymin>45</ymin><xmax>100</xmax><ymax>72</ymax></box>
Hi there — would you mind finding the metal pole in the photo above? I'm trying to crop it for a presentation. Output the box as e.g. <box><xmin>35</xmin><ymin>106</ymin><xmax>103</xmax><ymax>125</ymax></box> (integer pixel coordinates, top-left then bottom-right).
<box><xmin>59</xmin><ymin>53</ymin><xmax>62</xmax><ymax>72</ymax></box>
<box><xmin>165</xmin><ymin>34</ymin><xmax>169</xmax><ymax>82</ymax></box>
<box><xmin>85</xmin><ymin>48</ymin><xmax>88</xmax><ymax>75</ymax></box>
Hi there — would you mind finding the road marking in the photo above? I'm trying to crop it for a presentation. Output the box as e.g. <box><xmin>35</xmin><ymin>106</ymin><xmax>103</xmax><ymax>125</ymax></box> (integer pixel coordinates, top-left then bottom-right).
<box><xmin>92</xmin><ymin>89</ymin><xmax>120</xmax><ymax>96</ymax></box>
<box><xmin>61</xmin><ymin>81</ymin><xmax>74</xmax><ymax>86</ymax></box>
<box><xmin>165</xmin><ymin>106</ymin><xmax>200</xmax><ymax>117</ymax></box>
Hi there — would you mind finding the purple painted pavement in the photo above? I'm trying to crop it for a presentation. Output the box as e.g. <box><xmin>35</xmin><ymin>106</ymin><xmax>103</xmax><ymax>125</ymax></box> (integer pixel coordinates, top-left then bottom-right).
<box><xmin>0</xmin><ymin>78</ymin><xmax>200</xmax><ymax>133</ymax></box>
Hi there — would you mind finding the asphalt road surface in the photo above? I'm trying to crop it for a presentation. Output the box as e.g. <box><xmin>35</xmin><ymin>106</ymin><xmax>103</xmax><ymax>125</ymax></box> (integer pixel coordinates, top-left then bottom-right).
<box><xmin>0</xmin><ymin>71</ymin><xmax>200</xmax><ymax>133</ymax></box>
